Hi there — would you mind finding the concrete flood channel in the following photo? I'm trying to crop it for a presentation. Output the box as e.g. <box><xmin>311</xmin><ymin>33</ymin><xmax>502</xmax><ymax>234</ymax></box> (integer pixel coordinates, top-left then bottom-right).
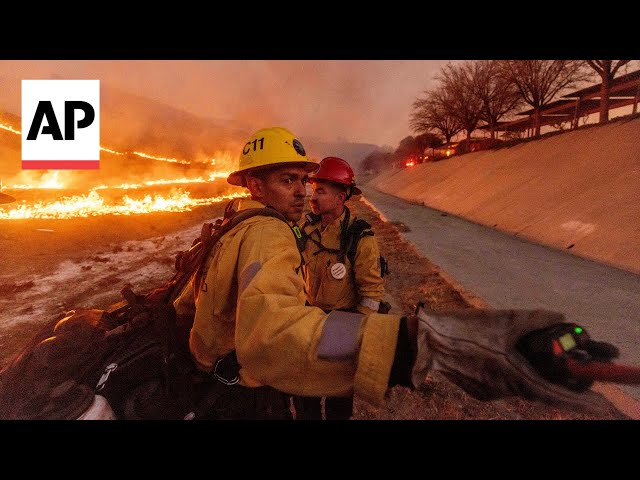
<box><xmin>361</xmin><ymin>186</ymin><xmax>640</xmax><ymax>417</ymax></box>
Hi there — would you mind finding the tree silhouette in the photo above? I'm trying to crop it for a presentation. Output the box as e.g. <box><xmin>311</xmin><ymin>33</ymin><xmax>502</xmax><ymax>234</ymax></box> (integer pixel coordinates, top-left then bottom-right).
<box><xmin>585</xmin><ymin>60</ymin><xmax>632</xmax><ymax>123</ymax></box>
<box><xmin>498</xmin><ymin>60</ymin><xmax>588</xmax><ymax>137</ymax></box>
<box><xmin>410</xmin><ymin>87</ymin><xmax>462</xmax><ymax>143</ymax></box>
<box><xmin>469</xmin><ymin>60</ymin><xmax>522</xmax><ymax>140</ymax></box>
<box><xmin>436</xmin><ymin>61</ymin><xmax>483</xmax><ymax>144</ymax></box>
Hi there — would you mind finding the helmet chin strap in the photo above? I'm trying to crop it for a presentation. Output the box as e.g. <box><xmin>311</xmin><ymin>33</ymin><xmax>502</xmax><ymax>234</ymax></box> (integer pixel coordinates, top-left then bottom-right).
<box><xmin>345</xmin><ymin>187</ymin><xmax>353</xmax><ymax>200</ymax></box>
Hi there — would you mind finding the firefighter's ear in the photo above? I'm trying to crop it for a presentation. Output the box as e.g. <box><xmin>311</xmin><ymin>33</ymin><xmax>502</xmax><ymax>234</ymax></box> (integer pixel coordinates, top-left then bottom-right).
<box><xmin>246</xmin><ymin>175</ymin><xmax>265</xmax><ymax>197</ymax></box>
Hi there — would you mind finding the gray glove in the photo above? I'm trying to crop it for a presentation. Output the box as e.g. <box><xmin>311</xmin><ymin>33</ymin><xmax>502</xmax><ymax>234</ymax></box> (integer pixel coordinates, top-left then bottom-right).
<box><xmin>410</xmin><ymin>305</ymin><xmax>613</xmax><ymax>415</ymax></box>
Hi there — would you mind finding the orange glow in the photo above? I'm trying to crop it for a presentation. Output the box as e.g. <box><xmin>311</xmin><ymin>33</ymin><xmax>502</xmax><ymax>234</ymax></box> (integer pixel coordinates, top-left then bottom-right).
<box><xmin>99</xmin><ymin>146</ymin><xmax>125</xmax><ymax>156</ymax></box>
<box><xmin>10</xmin><ymin>171</ymin><xmax>65</xmax><ymax>189</ymax></box>
<box><xmin>91</xmin><ymin>174</ymin><xmax>233</xmax><ymax>191</ymax></box>
<box><xmin>0</xmin><ymin>121</ymin><xmax>21</xmax><ymax>135</ymax></box>
<box><xmin>0</xmin><ymin>189</ymin><xmax>248</xmax><ymax>219</ymax></box>
<box><xmin>0</xmin><ymin>121</ymin><xmax>244</xmax><ymax>219</ymax></box>
<box><xmin>405</xmin><ymin>160</ymin><xmax>415</xmax><ymax>167</ymax></box>
<box><xmin>131</xmin><ymin>151</ymin><xmax>190</xmax><ymax>165</ymax></box>
<box><xmin>1</xmin><ymin>123</ymin><xmax>194</xmax><ymax>166</ymax></box>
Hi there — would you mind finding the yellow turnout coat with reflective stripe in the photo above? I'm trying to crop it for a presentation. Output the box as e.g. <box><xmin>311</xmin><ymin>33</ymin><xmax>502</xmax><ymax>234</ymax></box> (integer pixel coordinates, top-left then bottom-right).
<box><xmin>173</xmin><ymin>198</ymin><xmax>400</xmax><ymax>406</ymax></box>
<box><xmin>301</xmin><ymin>209</ymin><xmax>385</xmax><ymax>314</ymax></box>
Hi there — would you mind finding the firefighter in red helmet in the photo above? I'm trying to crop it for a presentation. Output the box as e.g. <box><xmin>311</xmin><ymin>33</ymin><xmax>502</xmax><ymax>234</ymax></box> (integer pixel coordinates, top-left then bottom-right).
<box><xmin>294</xmin><ymin>156</ymin><xmax>389</xmax><ymax>420</ymax></box>
<box><xmin>309</xmin><ymin>156</ymin><xmax>363</xmax><ymax>197</ymax></box>
<box><xmin>303</xmin><ymin>156</ymin><xmax>384</xmax><ymax>314</ymax></box>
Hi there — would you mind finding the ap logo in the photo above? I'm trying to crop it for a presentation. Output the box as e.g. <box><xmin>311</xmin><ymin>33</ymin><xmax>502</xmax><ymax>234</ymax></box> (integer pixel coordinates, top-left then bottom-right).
<box><xmin>22</xmin><ymin>79</ymin><xmax>100</xmax><ymax>170</ymax></box>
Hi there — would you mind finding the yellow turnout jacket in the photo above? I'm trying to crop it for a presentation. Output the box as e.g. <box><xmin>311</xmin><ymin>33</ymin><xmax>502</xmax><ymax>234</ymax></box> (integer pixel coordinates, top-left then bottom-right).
<box><xmin>173</xmin><ymin>198</ymin><xmax>400</xmax><ymax>406</ymax></box>
<box><xmin>301</xmin><ymin>208</ymin><xmax>385</xmax><ymax>314</ymax></box>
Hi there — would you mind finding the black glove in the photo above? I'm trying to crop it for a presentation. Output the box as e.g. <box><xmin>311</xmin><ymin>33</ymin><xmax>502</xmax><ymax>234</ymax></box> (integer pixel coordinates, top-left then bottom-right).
<box><xmin>516</xmin><ymin>322</ymin><xmax>619</xmax><ymax>392</ymax></box>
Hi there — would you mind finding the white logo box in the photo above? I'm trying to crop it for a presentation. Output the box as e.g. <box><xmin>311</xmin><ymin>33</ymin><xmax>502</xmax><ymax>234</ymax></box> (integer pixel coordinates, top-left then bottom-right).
<box><xmin>22</xmin><ymin>79</ymin><xmax>100</xmax><ymax>170</ymax></box>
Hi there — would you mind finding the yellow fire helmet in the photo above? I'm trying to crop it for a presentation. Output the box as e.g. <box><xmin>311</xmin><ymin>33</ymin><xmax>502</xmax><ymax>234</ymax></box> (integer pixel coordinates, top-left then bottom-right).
<box><xmin>227</xmin><ymin>126</ymin><xmax>319</xmax><ymax>187</ymax></box>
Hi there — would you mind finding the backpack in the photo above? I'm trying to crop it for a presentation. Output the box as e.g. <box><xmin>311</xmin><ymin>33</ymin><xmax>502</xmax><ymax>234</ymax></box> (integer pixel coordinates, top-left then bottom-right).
<box><xmin>0</xmin><ymin>203</ymin><xmax>298</xmax><ymax>420</ymax></box>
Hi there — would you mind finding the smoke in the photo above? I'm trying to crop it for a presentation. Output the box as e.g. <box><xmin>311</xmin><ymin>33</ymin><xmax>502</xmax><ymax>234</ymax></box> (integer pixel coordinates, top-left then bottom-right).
<box><xmin>0</xmin><ymin>60</ymin><xmax>456</xmax><ymax>192</ymax></box>
<box><xmin>0</xmin><ymin>60</ymin><xmax>450</xmax><ymax>148</ymax></box>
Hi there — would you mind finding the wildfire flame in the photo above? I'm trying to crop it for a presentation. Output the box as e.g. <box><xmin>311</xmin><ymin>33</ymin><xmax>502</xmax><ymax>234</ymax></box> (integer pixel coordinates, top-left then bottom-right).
<box><xmin>13</xmin><ymin>173</ymin><xmax>232</xmax><ymax>191</ymax></box>
<box><xmin>10</xmin><ymin>171</ymin><xmax>65</xmax><ymax>189</ymax></box>
<box><xmin>0</xmin><ymin>121</ymin><xmax>21</xmax><ymax>135</ymax></box>
<box><xmin>0</xmin><ymin>121</ymin><xmax>245</xmax><ymax>219</ymax></box>
<box><xmin>0</xmin><ymin>122</ymin><xmax>209</xmax><ymax>166</ymax></box>
<box><xmin>0</xmin><ymin>190</ymin><xmax>248</xmax><ymax>219</ymax></box>
<box><xmin>131</xmin><ymin>151</ymin><xmax>190</xmax><ymax>165</ymax></box>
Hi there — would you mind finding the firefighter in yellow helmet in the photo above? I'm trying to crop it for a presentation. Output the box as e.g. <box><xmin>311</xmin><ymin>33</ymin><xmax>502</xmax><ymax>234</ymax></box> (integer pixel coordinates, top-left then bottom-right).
<box><xmin>172</xmin><ymin>126</ymin><xmax>613</xmax><ymax>420</ymax></box>
<box><xmin>294</xmin><ymin>156</ymin><xmax>387</xmax><ymax>420</ymax></box>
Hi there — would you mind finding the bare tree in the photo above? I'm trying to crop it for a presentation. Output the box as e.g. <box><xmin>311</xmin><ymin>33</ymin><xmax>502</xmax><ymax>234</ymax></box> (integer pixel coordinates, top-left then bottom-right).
<box><xmin>436</xmin><ymin>62</ymin><xmax>483</xmax><ymax>145</ymax></box>
<box><xmin>469</xmin><ymin>60</ymin><xmax>522</xmax><ymax>140</ymax></box>
<box><xmin>498</xmin><ymin>60</ymin><xmax>589</xmax><ymax>137</ymax></box>
<box><xmin>410</xmin><ymin>86</ymin><xmax>462</xmax><ymax>143</ymax></box>
<box><xmin>585</xmin><ymin>60</ymin><xmax>632</xmax><ymax>123</ymax></box>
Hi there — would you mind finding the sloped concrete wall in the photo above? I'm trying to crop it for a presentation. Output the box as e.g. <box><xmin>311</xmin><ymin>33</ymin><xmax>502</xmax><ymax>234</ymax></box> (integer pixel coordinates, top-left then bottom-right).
<box><xmin>368</xmin><ymin>116</ymin><xmax>640</xmax><ymax>274</ymax></box>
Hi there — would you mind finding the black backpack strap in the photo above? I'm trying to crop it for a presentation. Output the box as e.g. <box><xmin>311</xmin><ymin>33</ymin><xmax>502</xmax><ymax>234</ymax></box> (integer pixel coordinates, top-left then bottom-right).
<box><xmin>308</xmin><ymin>235</ymin><xmax>341</xmax><ymax>258</ymax></box>
<box><xmin>344</xmin><ymin>216</ymin><xmax>373</xmax><ymax>267</ymax></box>
<box><xmin>306</xmin><ymin>208</ymin><xmax>354</xmax><ymax>262</ymax></box>
<box><xmin>343</xmin><ymin>215</ymin><xmax>389</xmax><ymax>279</ymax></box>
<box><xmin>224</xmin><ymin>204</ymin><xmax>306</xmax><ymax>264</ymax></box>
<box><xmin>193</xmin><ymin>205</ymin><xmax>304</xmax><ymax>284</ymax></box>
<box><xmin>337</xmin><ymin>207</ymin><xmax>352</xmax><ymax>264</ymax></box>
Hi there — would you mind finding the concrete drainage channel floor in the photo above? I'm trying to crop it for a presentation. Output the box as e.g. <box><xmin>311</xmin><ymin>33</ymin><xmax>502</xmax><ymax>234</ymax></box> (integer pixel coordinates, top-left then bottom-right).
<box><xmin>361</xmin><ymin>186</ymin><xmax>640</xmax><ymax>419</ymax></box>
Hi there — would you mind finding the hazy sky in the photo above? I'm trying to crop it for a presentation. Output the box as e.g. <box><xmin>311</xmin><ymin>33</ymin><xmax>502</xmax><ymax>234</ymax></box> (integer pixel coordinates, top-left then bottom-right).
<box><xmin>0</xmin><ymin>60</ymin><xmax>455</xmax><ymax>148</ymax></box>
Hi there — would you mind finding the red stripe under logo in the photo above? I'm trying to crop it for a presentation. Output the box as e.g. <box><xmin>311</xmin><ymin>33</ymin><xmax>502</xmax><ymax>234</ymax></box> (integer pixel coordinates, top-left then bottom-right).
<box><xmin>22</xmin><ymin>161</ymin><xmax>100</xmax><ymax>170</ymax></box>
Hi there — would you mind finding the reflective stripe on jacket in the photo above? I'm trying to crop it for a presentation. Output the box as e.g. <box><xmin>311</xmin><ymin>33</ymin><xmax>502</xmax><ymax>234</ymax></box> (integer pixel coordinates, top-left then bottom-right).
<box><xmin>302</xmin><ymin>209</ymin><xmax>385</xmax><ymax>314</ymax></box>
<box><xmin>172</xmin><ymin>198</ymin><xmax>400</xmax><ymax>406</ymax></box>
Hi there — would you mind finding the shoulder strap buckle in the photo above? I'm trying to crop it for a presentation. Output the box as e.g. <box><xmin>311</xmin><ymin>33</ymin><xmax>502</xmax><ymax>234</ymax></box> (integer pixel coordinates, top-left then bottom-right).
<box><xmin>213</xmin><ymin>352</ymin><xmax>240</xmax><ymax>386</ymax></box>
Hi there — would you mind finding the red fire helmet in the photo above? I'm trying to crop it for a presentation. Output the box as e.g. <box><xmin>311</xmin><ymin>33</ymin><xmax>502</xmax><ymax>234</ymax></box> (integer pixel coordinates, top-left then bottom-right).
<box><xmin>308</xmin><ymin>156</ymin><xmax>362</xmax><ymax>196</ymax></box>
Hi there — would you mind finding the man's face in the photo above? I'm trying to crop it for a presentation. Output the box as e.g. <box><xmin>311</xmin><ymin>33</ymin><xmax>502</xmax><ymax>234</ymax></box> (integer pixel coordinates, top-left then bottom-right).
<box><xmin>256</xmin><ymin>166</ymin><xmax>309</xmax><ymax>222</ymax></box>
<box><xmin>309</xmin><ymin>180</ymin><xmax>345</xmax><ymax>216</ymax></box>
